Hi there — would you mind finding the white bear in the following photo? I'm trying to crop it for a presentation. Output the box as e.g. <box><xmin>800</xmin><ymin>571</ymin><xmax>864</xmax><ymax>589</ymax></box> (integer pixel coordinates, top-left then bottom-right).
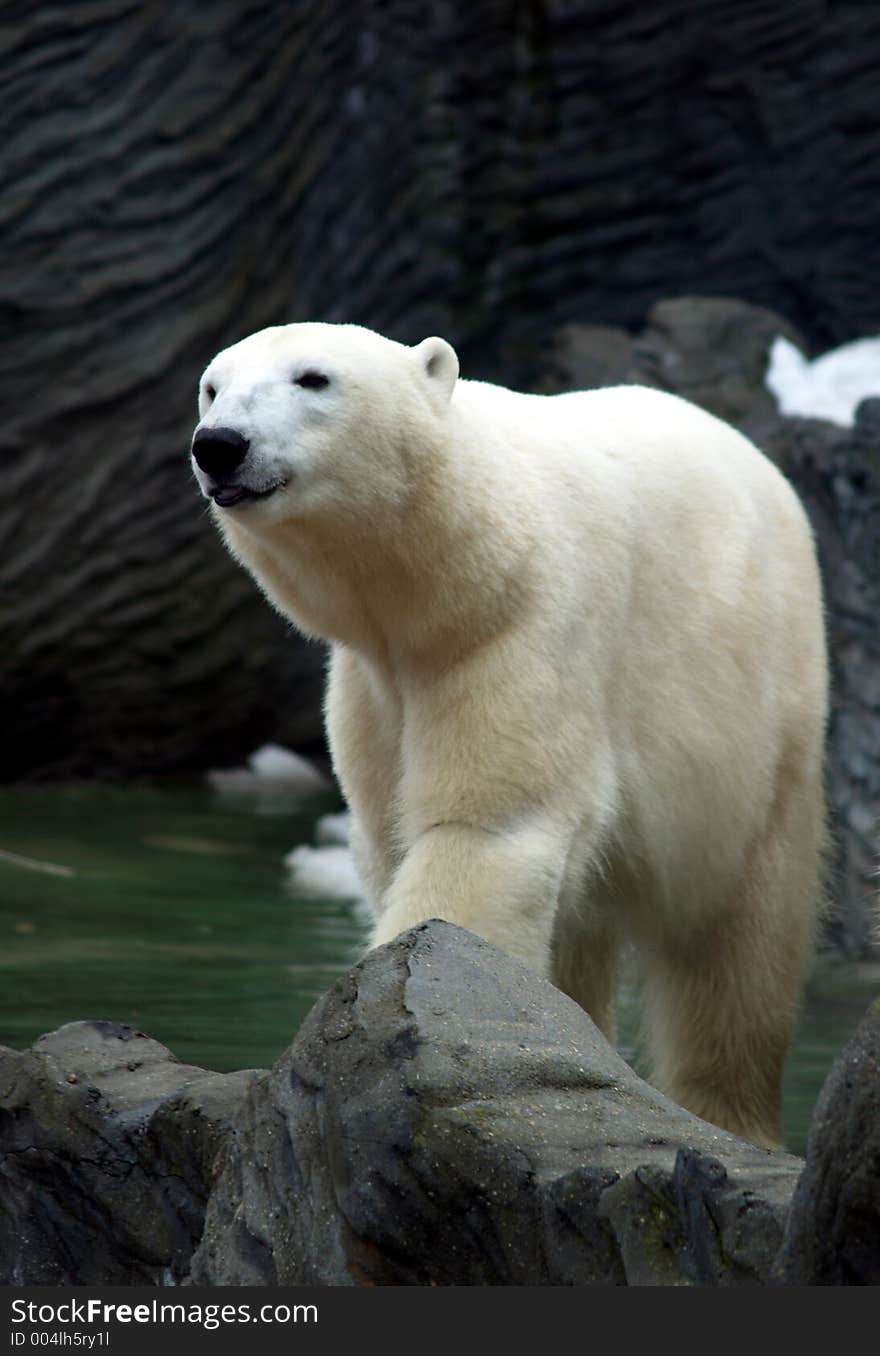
<box><xmin>191</xmin><ymin>322</ymin><xmax>828</xmax><ymax>1149</ymax></box>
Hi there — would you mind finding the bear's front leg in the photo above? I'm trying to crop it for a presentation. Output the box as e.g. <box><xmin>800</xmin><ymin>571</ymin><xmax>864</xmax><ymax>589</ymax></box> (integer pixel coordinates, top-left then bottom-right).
<box><xmin>368</xmin><ymin>624</ymin><xmax>614</xmax><ymax>975</ymax></box>
<box><xmin>370</xmin><ymin>816</ymin><xmax>570</xmax><ymax>976</ymax></box>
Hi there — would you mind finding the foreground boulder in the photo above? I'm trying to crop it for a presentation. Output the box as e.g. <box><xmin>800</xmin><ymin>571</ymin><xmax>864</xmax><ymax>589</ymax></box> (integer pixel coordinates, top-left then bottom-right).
<box><xmin>774</xmin><ymin>999</ymin><xmax>880</xmax><ymax>1284</ymax></box>
<box><xmin>0</xmin><ymin>1021</ymin><xmax>257</xmax><ymax>1284</ymax></box>
<box><xmin>1</xmin><ymin>922</ymin><xmax>817</xmax><ymax>1286</ymax></box>
<box><xmin>189</xmin><ymin>922</ymin><xmax>802</xmax><ymax>1285</ymax></box>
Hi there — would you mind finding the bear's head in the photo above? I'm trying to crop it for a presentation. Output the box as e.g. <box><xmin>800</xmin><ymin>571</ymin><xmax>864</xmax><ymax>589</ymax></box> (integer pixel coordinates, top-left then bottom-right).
<box><xmin>190</xmin><ymin>323</ymin><xmax>459</xmax><ymax>527</ymax></box>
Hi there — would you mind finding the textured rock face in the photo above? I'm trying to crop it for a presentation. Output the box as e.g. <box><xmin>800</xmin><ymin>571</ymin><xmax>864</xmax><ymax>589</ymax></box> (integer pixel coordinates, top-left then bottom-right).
<box><xmin>4</xmin><ymin>2</ymin><xmax>880</xmax><ymax>780</ymax></box>
<box><xmin>191</xmin><ymin>923</ymin><xmax>803</xmax><ymax>1286</ymax></box>
<box><xmin>759</xmin><ymin>404</ymin><xmax>880</xmax><ymax>954</ymax></box>
<box><xmin>0</xmin><ymin>1021</ymin><xmax>257</xmax><ymax>1284</ymax></box>
<box><xmin>774</xmin><ymin>1000</ymin><xmax>880</xmax><ymax>1285</ymax></box>
<box><xmin>0</xmin><ymin>923</ymin><xmax>808</xmax><ymax>1287</ymax></box>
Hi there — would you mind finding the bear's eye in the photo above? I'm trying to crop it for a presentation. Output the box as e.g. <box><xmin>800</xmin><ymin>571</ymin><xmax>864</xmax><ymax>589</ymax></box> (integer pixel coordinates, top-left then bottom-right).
<box><xmin>295</xmin><ymin>371</ymin><xmax>330</xmax><ymax>390</ymax></box>
<box><xmin>204</xmin><ymin>383</ymin><xmax>216</xmax><ymax>402</ymax></box>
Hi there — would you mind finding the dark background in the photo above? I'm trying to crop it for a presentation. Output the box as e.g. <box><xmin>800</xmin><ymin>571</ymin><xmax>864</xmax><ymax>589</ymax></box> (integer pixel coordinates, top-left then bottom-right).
<box><xmin>1</xmin><ymin>1</ymin><xmax>878</xmax><ymax>943</ymax></box>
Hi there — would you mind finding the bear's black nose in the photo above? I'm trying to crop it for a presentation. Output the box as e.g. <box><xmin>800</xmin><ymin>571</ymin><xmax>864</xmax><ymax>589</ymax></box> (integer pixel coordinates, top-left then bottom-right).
<box><xmin>192</xmin><ymin>426</ymin><xmax>250</xmax><ymax>477</ymax></box>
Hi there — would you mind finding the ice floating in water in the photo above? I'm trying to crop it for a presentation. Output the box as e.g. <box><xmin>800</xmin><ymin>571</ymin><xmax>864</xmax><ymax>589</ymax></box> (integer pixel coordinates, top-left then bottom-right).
<box><xmin>766</xmin><ymin>335</ymin><xmax>880</xmax><ymax>427</ymax></box>
<box><xmin>207</xmin><ymin>742</ymin><xmax>333</xmax><ymax>793</ymax></box>
<box><xmin>285</xmin><ymin>811</ymin><xmax>365</xmax><ymax>914</ymax></box>
<box><xmin>315</xmin><ymin>811</ymin><xmax>353</xmax><ymax>846</ymax></box>
<box><xmin>284</xmin><ymin>843</ymin><xmax>364</xmax><ymax>901</ymax></box>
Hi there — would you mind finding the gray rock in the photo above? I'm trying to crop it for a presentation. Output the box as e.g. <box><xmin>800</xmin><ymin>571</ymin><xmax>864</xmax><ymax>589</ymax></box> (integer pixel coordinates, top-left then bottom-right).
<box><xmin>628</xmin><ymin>296</ymin><xmax>806</xmax><ymax>426</ymax></box>
<box><xmin>0</xmin><ymin>1020</ymin><xmax>256</xmax><ymax>1285</ymax></box>
<box><xmin>538</xmin><ymin>324</ymin><xmax>636</xmax><ymax>394</ymax></box>
<box><xmin>0</xmin><ymin>923</ymin><xmax>808</xmax><ymax>1287</ymax></box>
<box><xmin>748</xmin><ymin>404</ymin><xmax>879</xmax><ymax>959</ymax></box>
<box><xmin>189</xmin><ymin>922</ymin><xmax>802</xmax><ymax>1286</ymax></box>
<box><xmin>542</xmin><ymin>297</ymin><xmax>805</xmax><ymax>426</ymax></box>
<box><xmin>774</xmin><ymin>1000</ymin><xmax>880</xmax><ymax>1284</ymax></box>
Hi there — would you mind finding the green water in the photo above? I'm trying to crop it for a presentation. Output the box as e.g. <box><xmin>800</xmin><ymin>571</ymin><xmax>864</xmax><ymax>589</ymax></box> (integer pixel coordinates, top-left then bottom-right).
<box><xmin>0</xmin><ymin>783</ymin><xmax>875</xmax><ymax>1155</ymax></box>
<box><xmin>0</xmin><ymin>783</ymin><xmax>367</xmax><ymax>1074</ymax></box>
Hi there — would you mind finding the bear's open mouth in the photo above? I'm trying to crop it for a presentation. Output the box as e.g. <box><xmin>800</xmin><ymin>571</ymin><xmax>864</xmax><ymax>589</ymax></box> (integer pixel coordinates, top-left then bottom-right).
<box><xmin>211</xmin><ymin>481</ymin><xmax>284</xmax><ymax>508</ymax></box>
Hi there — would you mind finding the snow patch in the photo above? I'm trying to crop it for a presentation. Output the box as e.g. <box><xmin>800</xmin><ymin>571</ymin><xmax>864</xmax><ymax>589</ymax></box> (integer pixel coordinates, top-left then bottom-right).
<box><xmin>766</xmin><ymin>335</ymin><xmax>880</xmax><ymax>426</ymax></box>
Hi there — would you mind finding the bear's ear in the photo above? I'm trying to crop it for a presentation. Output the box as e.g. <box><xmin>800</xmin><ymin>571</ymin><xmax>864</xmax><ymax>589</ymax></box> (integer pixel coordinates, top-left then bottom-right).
<box><xmin>413</xmin><ymin>336</ymin><xmax>459</xmax><ymax>401</ymax></box>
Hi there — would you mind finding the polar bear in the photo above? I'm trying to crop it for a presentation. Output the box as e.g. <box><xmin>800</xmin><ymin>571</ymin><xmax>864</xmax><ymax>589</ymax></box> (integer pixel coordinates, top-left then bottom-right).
<box><xmin>190</xmin><ymin>322</ymin><xmax>828</xmax><ymax>1148</ymax></box>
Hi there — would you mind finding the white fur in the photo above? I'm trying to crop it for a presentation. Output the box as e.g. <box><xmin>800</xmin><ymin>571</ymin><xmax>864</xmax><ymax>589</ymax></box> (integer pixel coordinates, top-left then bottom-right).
<box><xmin>193</xmin><ymin>322</ymin><xmax>828</xmax><ymax>1148</ymax></box>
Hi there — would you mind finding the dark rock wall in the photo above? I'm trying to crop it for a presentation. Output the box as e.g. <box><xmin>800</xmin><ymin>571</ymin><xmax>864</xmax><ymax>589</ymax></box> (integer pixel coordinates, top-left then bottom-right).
<box><xmin>2</xmin><ymin>3</ymin><xmax>337</xmax><ymax>779</ymax></box>
<box><xmin>3</xmin><ymin>1</ymin><xmax>878</xmax><ymax>792</ymax></box>
<box><xmin>765</xmin><ymin>404</ymin><xmax>880</xmax><ymax>954</ymax></box>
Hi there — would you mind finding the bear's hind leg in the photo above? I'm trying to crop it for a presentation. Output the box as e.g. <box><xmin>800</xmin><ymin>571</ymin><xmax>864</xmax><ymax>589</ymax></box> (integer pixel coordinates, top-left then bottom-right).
<box><xmin>639</xmin><ymin>808</ymin><xmax>822</xmax><ymax>1149</ymax></box>
<box><xmin>640</xmin><ymin>933</ymin><xmax>794</xmax><ymax>1147</ymax></box>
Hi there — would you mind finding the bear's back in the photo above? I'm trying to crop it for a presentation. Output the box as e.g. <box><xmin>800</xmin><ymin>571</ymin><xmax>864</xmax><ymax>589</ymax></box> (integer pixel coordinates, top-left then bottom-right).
<box><xmin>451</xmin><ymin>379</ymin><xmax>801</xmax><ymax>536</ymax></box>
